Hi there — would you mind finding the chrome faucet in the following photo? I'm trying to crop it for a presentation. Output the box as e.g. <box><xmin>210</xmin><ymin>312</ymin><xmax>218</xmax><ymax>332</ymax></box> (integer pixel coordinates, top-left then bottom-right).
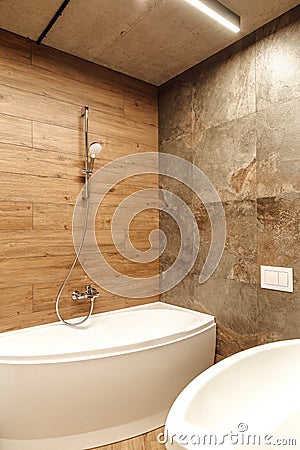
<box><xmin>72</xmin><ymin>285</ymin><xmax>100</xmax><ymax>301</ymax></box>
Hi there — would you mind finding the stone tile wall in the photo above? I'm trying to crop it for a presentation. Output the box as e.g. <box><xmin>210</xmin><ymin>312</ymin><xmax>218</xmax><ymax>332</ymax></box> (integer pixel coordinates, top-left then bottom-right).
<box><xmin>159</xmin><ymin>7</ymin><xmax>300</xmax><ymax>359</ymax></box>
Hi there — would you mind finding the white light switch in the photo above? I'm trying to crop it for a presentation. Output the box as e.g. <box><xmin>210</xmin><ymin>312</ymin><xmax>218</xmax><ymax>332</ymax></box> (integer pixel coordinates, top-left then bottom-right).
<box><xmin>261</xmin><ymin>266</ymin><xmax>293</xmax><ymax>293</ymax></box>
<box><xmin>278</xmin><ymin>272</ymin><xmax>288</xmax><ymax>287</ymax></box>
<box><xmin>264</xmin><ymin>270</ymin><xmax>279</xmax><ymax>286</ymax></box>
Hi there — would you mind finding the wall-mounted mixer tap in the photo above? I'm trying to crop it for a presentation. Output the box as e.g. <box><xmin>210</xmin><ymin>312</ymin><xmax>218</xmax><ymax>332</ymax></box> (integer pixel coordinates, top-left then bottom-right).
<box><xmin>72</xmin><ymin>285</ymin><xmax>100</xmax><ymax>301</ymax></box>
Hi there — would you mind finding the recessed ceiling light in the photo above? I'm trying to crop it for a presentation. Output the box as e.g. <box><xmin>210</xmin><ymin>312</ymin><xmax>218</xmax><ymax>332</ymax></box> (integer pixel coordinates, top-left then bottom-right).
<box><xmin>183</xmin><ymin>0</ymin><xmax>240</xmax><ymax>33</ymax></box>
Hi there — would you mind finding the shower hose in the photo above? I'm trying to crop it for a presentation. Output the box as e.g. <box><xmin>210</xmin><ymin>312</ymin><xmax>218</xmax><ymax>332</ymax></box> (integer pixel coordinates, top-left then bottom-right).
<box><xmin>55</xmin><ymin>179</ymin><xmax>94</xmax><ymax>327</ymax></box>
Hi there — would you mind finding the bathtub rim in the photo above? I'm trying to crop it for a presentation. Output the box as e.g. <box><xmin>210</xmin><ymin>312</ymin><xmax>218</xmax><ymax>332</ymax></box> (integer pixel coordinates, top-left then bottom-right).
<box><xmin>165</xmin><ymin>338</ymin><xmax>300</xmax><ymax>448</ymax></box>
<box><xmin>0</xmin><ymin>301</ymin><xmax>215</xmax><ymax>365</ymax></box>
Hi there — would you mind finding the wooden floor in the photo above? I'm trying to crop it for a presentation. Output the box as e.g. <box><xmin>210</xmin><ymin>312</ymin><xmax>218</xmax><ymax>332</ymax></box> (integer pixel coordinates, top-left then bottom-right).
<box><xmin>91</xmin><ymin>427</ymin><xmax>165</xmax><ymax>449</ymax></box>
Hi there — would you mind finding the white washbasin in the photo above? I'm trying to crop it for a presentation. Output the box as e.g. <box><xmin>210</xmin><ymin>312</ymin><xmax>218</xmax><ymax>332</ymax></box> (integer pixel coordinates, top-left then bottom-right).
<box><xmin>164</xmin><ymin>339</ymin><xmax>300</xmax><ymax>450</ymax></box>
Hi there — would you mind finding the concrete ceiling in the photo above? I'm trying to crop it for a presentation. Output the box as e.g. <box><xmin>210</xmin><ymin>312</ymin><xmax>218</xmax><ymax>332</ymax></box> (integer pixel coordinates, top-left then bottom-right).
<box><xmin>0</xmin><ymin>0</ymin><xmax>298</xmax><ymax>85</ymax></box>
<box><xmin>0</xmin><ymin>0</ymin><xmax>63</xmax><ymax>41</ymax></box>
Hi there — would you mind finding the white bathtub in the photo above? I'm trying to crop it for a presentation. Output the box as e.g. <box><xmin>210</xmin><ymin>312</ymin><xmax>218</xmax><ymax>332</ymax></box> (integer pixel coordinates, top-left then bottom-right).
<box><xmin>164</xmin><ymin>339</ymin><xmax>300</xmax><ymax>450</ymax></box>
<box><xmin>0</xmin><ymin>301</ymin><xmax>215</xmax><ymax>450</ymax></box>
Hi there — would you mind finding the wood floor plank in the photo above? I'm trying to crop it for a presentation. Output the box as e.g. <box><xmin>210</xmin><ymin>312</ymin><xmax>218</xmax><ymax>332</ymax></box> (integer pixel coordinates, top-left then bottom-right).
<box><xmin>144</xmin><ymin>427</ymin><xmax>165</xmax><ymax>450</ymax></box>
<box><xmin>91</xmin><ymin>427</ymin><xmax>164</xmax><ymax>450</ymax></box>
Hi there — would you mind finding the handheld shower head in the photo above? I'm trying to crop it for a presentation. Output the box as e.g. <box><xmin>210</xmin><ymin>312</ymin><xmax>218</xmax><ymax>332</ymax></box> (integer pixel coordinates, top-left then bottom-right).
<box><xmin>88</xmin><ymin>142</ymin><xmax>102</xmax><ymax>174</ymax></box>
<box><xmin>89</xmin><ymin>142</ymin><xmax>102</xmax><ymax>158</ymax></box>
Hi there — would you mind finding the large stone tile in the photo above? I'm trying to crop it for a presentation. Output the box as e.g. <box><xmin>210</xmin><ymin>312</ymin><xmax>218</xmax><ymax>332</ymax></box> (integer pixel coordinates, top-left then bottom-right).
<box><xmin>160</xmin><ymin>202</ymin><xmax>197</xmax><ymax>275</ymax></box>
<box><xmin>159</xmin><ymin>138</ymin><xmax>194</xmax><ymax>208</ymax></box>
<box><xmin>160</xmin><ymin>275</ymin><xmax>194</xmax><ymax>311</ymax></box>
<box><xmin>192</xmin><ymin>249</ymin><xmax>237</xmax><ymax>298</ymax></box>
<box><xmin>193</xmin><ymin>245</ymin><xmax>257</xmax><ymax>289</ymax></box>
<box><xmin>193</xmin><ymin>114</ymin><xmax>257</xmax><ymax>202</ymax></box>
<box><xmin>257</xmin><ymin>98</ymin><xmax>300</xmax><ymax>161</ymax></box>
<box><xmin>257</xmin><ymin>194</ymin><xmax>300</xmax><ymax>267</ymax></box>
<box><xmin>192</xmin><ymin>34</ymin><xmax>256</xmax><ymax>134</ymax></box>
<box><xmin>224</xmin><ymin>201</ymin><xmax>257</xmax><ymax>260</ymax></box>
<box><xmin>215</xmin><ymin>322</ymin><xmax>258</xmax><ymax>359</ymax></box>
<box><xmin>159</xmin><ymin>137</ymin><xmax>193</xmax><ymax>162</ymax></box>
<box><xmin>159</xmin><ymin>218</ymin><xmax>197</xmax><ymax>290</ymax></box>
<box><xmin>159</xmin><ymin>251</ymin><xmax>176</xmax><ymax>275</ymax></box>
<box><xmin>193</xmin><ymin>199</ymin><xmax>258</xmax><ymax>284</ymax></box>
<box><xmin>193</xmin><ymin>290</ymin><xmax>258</xmax><ymax>359</ymax></box>
<box><xmin>159</xmin><ymin>177</ymin><xmax>194</xmax><ymax>211</ymax></box>
<box><xmin>258</xmin><ymin>275</ymin><xmax>300</xmax><ymax>343</ymax></box>
<box><xmin>257</xmin><ymin>98</ymin><xmax>300</xmax><ymax>197</ymax></box>
<box><xmin>256</xmin><ymin>9</ymin><xmax>300</xmax><ymax>111</ymax></box>
<box><xmin>159</xmin><ymin>152</ymin><xmax>195</xmax><ymax>206</ymax></box>
<box><xmin>193</xmin><ymin>275</ymin><xmax>258</xmax><ymax>335</ymax></box>
<box><xmin>159</xmin><ymin>212</ymin><xmax>181</xmax><ymax>261</ymax></box>
<box><xmin>159</xmin><ymin>70</ymin><xmax>193</xmax><ymax>146</ymax></box>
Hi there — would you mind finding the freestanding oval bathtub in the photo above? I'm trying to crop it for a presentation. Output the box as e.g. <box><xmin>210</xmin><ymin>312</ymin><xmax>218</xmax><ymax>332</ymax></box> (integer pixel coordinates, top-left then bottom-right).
<box><xmin>0</xmin><ymin>302</ymin><xmax>215</xmax><ymax>450</ymax></box>
<box><xmin>164</xmin><ymin>339</ymin><xmax>300</xmax><ymax>450</ymax></box>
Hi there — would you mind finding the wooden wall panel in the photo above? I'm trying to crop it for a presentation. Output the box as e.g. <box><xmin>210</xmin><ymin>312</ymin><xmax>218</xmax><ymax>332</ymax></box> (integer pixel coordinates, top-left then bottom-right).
<box><xmin>0</xmin><ymin>114</ymin><xmax>32</xmax><ymax>146</ymax></box>
<box><xmin>0</xmin><ymin>57</ymin><xmax>125</xmax><ymax>115</ymax></box>
<box><xmin>33</xmin><ymin>121</ymin><xmax>157</xmax><ymax>158</ymax></box>
<box><xmin>0</xmin><ymin>28</ymin><xmax>159</xmax><ymax>332</ymax></box>
<box><xmin>31</xmin><ymin>44</ymin><xmax>157</xmax><ymax>104</ymax></box>
<box><xmin>0</xmin><ymin>29</ymin><xmax>31</xmax><ymax>64</ymax></box>
<box><xmin>0</xmin><ymin>202</ymin><xmax>32</xmax><ymax>230</ymax></box>
<box><xmin>0</xmin><ymin>143</ymin><xmax>81</xmax><ymax>180</ymax></box>
<box><xmin>33</xmin><ymin>203</ymin><xmax>74</xmax><ymax>230</ymax></box>
<box><xmin>0</xmin><ymin>285</ymin><xmax>32</xmax><ymax>319</ymax></box>
<box><xmin>0</xmin><ymin>172</ymin><xmax>80</xmax><ymax>204</ymax></box>
<box><xmin>0</xmin><ymin>255</ymin><xmax>85</xmax><ymax>288</ymax></box>
<box><xmin>0</xmin><ymin>84</ymin><xmax>156</xmax><ymax>147</ymax></box>
<box><xmin>0</xmin><ymin>229</ymin><xmax>73</xmax><ymax>259</ymax></box>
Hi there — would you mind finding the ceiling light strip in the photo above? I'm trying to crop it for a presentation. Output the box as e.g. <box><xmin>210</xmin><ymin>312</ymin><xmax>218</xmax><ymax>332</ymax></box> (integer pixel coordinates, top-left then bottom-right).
<box><xmin>184</xmin><ymin>0</ymin><xmax>240</xmax><ymax>33</ymax></box>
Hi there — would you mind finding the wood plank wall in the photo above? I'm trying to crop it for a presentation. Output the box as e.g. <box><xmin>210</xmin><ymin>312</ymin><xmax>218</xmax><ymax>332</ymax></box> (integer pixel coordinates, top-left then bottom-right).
<box><xmin>0</xmin><ymin>29</ymin><xmax>159</xmax><ymax>333</ymax></box>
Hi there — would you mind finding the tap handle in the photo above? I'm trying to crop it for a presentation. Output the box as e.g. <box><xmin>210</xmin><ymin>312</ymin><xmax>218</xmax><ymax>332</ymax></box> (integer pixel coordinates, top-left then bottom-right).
<box><xmin>72</xmin><ymin>290</ymin><xmax>80</xmax><ymax>300</ymax></box>
<box><xmin>86</xmin><ymin>284</ymin><xmax>99</xmax><ymax>296</ymax></box>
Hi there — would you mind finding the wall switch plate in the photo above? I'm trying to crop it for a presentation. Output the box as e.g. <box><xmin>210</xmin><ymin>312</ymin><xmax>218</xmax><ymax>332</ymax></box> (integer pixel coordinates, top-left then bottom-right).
<box><xmin>261</xmin><ymin>265</ymin><xmax>293</xmax><ymax>293</ymax></box>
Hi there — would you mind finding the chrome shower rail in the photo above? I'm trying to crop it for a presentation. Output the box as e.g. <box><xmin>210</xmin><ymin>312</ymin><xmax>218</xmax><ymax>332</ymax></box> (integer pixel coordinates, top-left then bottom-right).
<box><xmin>55</xmin><ymin>106</ymin><xmax>102</xmax><ymax>327</ymax></box>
